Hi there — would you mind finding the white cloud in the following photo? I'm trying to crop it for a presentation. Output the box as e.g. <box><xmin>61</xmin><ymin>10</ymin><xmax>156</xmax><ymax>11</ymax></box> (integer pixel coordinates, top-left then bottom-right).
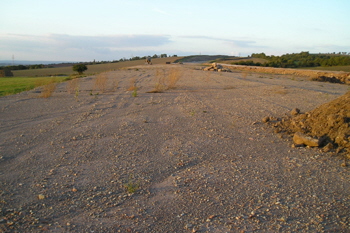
<box><xmin>0</xmin><ymin>34</ymin><xmax>172</xmax><ymax>61</ymax></box>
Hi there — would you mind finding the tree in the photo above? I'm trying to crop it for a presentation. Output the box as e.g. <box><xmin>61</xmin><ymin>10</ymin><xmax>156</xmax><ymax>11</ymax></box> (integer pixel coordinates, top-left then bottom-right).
<box><xmin>73</xmin><ymin>64</ymin><xmax>87</xmax><ymax>74</ymax></box>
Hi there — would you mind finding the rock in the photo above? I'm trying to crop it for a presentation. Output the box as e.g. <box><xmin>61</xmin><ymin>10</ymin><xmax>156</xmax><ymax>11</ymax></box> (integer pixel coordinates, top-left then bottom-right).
<box><xmin>38</xmin><ymin>194</ymin><xmax>45</xmax><ymax>200</ymax></box>
<box><xmin>322</xmin><ymin>142</ymin><xmax>334</xmax><ymax>152</ymax></box>
<box><xmin>262</xmin><ymin>116</ymin><xmax>270</xmax><ymax>123</ymax></box>
<box><xmin>291</xmin><ymin>108</ymin><xmax>300</xmax><ymax>115</ymax></box>
<box><xmin>203</xmin><ymin>63</ymin><xmax>224</xmax><ymax>72</ymax></box>
<box><xmin>293</xmin><ymin>132</ymin><xmax>319</xmax><ymax>147</ymax></box>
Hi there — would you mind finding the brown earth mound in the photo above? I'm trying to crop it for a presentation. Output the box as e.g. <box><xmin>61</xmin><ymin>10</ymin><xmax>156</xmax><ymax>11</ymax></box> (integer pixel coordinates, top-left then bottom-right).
<box><xmin>273</xmin><ymin>91</ymin><xmax>350</xmax><ymax>156</ymax></box>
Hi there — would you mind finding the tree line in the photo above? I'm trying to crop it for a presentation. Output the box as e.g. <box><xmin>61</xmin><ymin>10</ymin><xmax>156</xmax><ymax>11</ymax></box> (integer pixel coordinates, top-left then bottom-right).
<box><xmin>0</xmin><ymin>64</ymin><xmax>48</xmax><ymax>71</ymax></box>
<box><xmin>234</xmin><ymin>52</ymin><xmax>350</xmax><ymax>68</ymax></box>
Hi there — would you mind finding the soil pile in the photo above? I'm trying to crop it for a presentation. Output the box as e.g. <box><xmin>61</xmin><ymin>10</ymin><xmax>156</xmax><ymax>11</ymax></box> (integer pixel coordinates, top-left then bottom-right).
<box><xmin>274</xmin><ymin>91</ymin><xmax>350</xmax><ymax>155</ymax></box>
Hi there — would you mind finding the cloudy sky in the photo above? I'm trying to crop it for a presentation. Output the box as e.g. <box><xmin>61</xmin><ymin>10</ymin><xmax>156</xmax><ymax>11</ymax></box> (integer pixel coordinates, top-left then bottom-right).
<box><xmin>1</xmin><ymin>0</ymin><xmax>349</xmax><ymax>62</ymax></box>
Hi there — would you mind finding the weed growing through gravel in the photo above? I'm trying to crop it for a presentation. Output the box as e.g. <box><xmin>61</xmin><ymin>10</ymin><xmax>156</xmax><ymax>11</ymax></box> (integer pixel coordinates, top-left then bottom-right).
<box><xmin>132</xmin><ymin>88</ymin><xmax>138</xmax><ymax>97</ymax></box>
<box><xmin>125</xmin><ymin>182</ymin><xmax>139</xmax><ymax>193</ymax></box>
<box><xmin>90</xmin><ymin>90</ymin><xmax>99</xmax><ymax>99</ymax></box>
<box><xmin>74</xmin><ymin>86</ymin><xmax>79</xmax><ymax>101</ymax></box>
<box><xmin>124</xmin><ymin>175</ymin><xmax>139</xmax><ymax>194</ymax></box>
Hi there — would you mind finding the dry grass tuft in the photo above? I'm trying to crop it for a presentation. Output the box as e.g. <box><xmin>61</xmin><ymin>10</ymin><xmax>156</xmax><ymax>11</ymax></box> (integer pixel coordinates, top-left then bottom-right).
<box><xmin>147</xmin><ymin>78</ymin><xmax>166</xmax><ymax>93</ymax></box>
<box><xmin>40</xmin><ymin>81</ymin><xmax>57</xmax><ymax>98</ymax></box>
<box><xmin>127</xmin><ymin>78</ymin><xmax>137</xmax><ymax>91</ymax></box>
<box><xmin>113</xmin><ymin>78</ymin><xmax>119</xmax><ymax>91</ymax></box>
<box><xmin>147</xmin><ymin>69</ymin><xmax>166</xmax><ymax>93</ymax></box>
<box><xmin>94</xmin><ymin>72</ymin><xmax>108</xmax><ymax>92</ymax></box>
<box><xmin>148</xmin><ymin>68</ymin><xmax>181</xmax><ymax>93</ymax></box>
<box><xmin>67</xmin><ymin>78</ymin><xmax>80</xmax><ymax>94</ymax></box>
<box><xmin>167</xmin><ymin>68</ymin><xmax>181</xmax><ymax>90</ymax></box>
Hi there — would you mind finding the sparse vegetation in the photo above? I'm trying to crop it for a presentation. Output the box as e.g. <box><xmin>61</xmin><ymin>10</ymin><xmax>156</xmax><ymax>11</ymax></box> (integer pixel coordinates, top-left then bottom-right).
<box><xmin>75</xmin><ymin>86</ymin><xmax>80</xmax><ymax>101</ymax></box>
<box><xmin>40</xmin><ymin>81</ymin><xmax>57</xmax><ymax>98</ymax></box>
<box><xmin>167</xmin><ymin>68</ymin><xmax>181</xmax><ymax>90</ymax></box>
<box><xmin>150</xmin><ymin>69</ymin><xmax>167</xmax><ymax>93</ymax></box>
<box><xmin>94</xmin><ymin>72</ymin><xmax>108</xmax><ymax>92</ymax></box>
<box><xmin>124</xmin><ymin>175</ymin><xmax>139</xmax><ymax>194</ymax></box>
<box><xmin>127</xmin><ymin>78</ymin><xmax>137</xmax><ymax>91</ymax></box>
<box><xmin>66</xmin><ymin>78</ymin><xmax>80</xmax><ymax>94</ymax></box>
<box><xmin>132</xmin><ymin>88</ymin><xmax>138</xmax><ymax>97</ymax></box>
<box><xmin>125</xmin><ymin>182</ymin><xmax>139</xmax><ymax>194</ymax></box>
<box><xmin>148</xmin><ymin>68</ymin><xmax>181</xmax><ymax>93</ymax></box>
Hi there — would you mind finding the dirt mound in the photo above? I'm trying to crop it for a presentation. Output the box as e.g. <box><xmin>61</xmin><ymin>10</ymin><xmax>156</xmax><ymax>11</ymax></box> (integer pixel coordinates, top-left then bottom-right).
<box><xmin>273</xmin><ymin>91</ymin><xmax>350</xmax><ymax>156</ymax></box>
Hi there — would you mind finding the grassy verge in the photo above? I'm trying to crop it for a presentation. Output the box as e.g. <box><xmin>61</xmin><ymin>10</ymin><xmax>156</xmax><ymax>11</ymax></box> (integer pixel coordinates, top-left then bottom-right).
<box><xmin>0</xmin><ymin>76</ymin><xmax>69</xmax><ymax>97</ymax></box>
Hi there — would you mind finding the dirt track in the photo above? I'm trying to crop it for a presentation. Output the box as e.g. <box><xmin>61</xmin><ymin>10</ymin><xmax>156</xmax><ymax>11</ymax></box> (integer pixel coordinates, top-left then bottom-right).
<box><xmin>0</xmin><ymin>64</ymin><xmax>349</xmax><ymax>232</ymax></box>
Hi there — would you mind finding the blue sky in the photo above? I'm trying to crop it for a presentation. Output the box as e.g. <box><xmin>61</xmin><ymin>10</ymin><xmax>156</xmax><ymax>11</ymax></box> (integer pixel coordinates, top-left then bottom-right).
<box><xmin>1</xmin><ymin>0</ymin><xmax>349</xmax><ymax>61</ymax></box>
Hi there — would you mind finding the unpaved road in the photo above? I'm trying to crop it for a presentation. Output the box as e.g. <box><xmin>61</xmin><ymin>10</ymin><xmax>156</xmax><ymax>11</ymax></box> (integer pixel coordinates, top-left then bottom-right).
<box><xmin>0</xmin><ymin>64</ymin><xmax>349</xmax><ymax>232</ymax></box>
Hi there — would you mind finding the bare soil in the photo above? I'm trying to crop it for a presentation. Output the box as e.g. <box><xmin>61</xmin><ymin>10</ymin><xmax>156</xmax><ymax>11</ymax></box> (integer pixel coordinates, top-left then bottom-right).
<box><xmin>216</xmin><ymin>64</ymin><xmax>350</xmax><ymax>84</ymax></box>
<box><xmin>0</xmin><ymin>64</ymin><xmax>349</xmax><ymax>232</ymax></box>
<box><xmin>273</xmin><ymin>91</ymin><xmax>350</xmax><ymax>154</ymax></box>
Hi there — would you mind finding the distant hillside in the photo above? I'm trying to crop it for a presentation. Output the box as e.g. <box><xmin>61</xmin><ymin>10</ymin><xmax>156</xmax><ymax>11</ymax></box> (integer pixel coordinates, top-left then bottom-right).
<box><xmin>175</xmin><ymin>55</ymin><xmax>237</xmax><ymax>63</ymax></box>
<box><xmin>0</xmin><ymin>60</ymin><xmax>71</xmax><ymax>66</ymax></box>
<box><xmin>12</xmin><ymin>57</ymin><xmax>183</xmax><ymax>77</ymax></box>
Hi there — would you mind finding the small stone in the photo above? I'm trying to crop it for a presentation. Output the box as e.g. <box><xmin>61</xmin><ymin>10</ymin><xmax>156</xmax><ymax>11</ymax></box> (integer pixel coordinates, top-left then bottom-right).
<box><xmin>291</xmin><ymin>108</ymin><xmax>300</xmax><ymax>115</ymax></box>
<box><xmin>72</xmin><ymin>188</ymin><xmax>78</xmax><ymax>192</ymax></box>
<box><xmin>38</xmin><ymin>194</ymin><xmax>45</xmax><ymax>200</ymax></box>
<box><xmin>293</xmin><ymin>132</ymin><xmax>319</xmax><ymax>147</ymax></box>
<box><xmin>262</xmin><ymin>116</ymin><xmax>270</xmax><ymax>123</ymax></box>
<box><xmin>322</xmin><ymin>143</ymin><xmax>334</xmax><ymax>152</ymax></box>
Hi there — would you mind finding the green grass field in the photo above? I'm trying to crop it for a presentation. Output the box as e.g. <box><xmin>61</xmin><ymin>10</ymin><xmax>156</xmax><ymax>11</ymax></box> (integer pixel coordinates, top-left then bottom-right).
<box><xmin>0</xmin><ymin>76</ymin><xmax>68</xmax><ymax>97</ymax></box>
